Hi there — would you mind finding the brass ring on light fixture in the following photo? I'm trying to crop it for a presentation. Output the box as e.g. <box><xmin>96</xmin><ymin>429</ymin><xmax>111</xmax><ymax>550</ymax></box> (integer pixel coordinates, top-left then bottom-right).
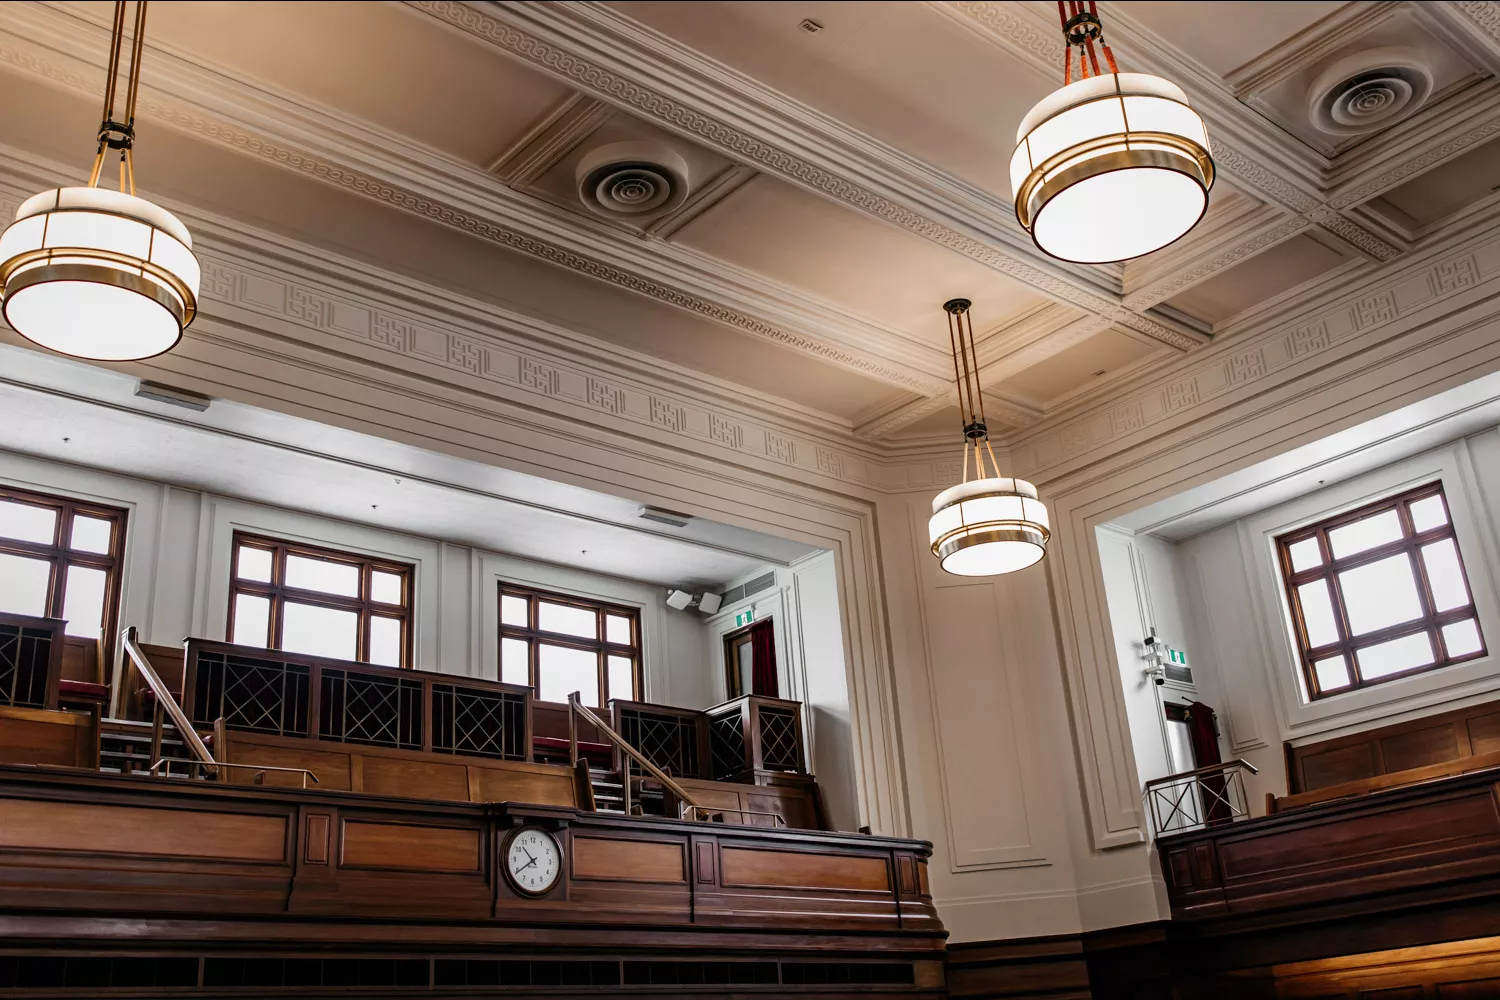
<box><xmin>1</xmin><ymin>244</ymin><xmax>197</xmax><ymax>327</ymax></box>
<box><xmin>932</xmin><ymin>525</ymin><xmax>1050</xmax><ymax>565</ymax></box>
<box><xmin>1013</xmin><ymin>127</ymin><xmax>1214</xmax><ymax>234</ymax></box>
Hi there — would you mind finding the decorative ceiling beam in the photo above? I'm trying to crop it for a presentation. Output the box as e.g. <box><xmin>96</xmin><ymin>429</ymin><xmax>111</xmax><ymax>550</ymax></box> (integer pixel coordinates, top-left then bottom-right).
<box><xmin>0</xmin><ymin>2</ymin><xmax>956</xmax><ymax>394</ymax></box>
<box><xmin>417</xmin><ymin>0</ymin><xmax>1207</xmax><ymax>354</ymax></box>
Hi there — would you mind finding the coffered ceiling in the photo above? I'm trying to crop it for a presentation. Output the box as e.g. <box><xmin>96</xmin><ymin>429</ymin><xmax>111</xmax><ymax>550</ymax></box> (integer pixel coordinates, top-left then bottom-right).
<box><xmin>1</xmin><ymin>0</ymin><xmax>1498</xmax><ymax>448</ymax></box>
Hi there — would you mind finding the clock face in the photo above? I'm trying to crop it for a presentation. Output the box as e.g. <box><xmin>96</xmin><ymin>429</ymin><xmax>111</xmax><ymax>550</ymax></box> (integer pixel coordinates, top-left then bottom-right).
<box><xmin>504</xmin><ymin>827</ymin><xmax>562</xmax><ymax>897</ymax></box>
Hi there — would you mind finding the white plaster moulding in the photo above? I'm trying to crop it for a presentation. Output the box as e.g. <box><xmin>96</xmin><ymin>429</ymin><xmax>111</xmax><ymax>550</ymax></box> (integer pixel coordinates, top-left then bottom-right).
<box><xmin>0</xmin><ymin>3</ymin><xmax>951</xmax><ymax>393</ymax></box>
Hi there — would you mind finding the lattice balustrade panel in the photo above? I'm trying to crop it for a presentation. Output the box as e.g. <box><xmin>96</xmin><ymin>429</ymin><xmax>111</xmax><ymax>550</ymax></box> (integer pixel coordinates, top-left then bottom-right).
<box><xmin>319</xmin><ymin>668</ymin><xmax>422</xmax><ymax>750</ymax></box>
<box><xmin>431</xmin><ymin>683</ymin><xmax>527</xmax><ymax>760</ymax></box>
<box><xmin>0</xmin><ymin>623</ymin><xmax>51</xmax><ymax>708</ymax></box>
<box><xmin>757</xmin><ymin>707</ymin><xmax>803</xmax><ymax>772</ymax></box>
<box><xmin>708</xmin><ymin>711</ymin><xmax>747</xmax><ymax>780</ymax></box>
<box><xmin>191</xmin><ymin>650</ymin><xmax>310</xmax><ymax>737</ymax></box>
<box><xmin>619</xmin><ymin>709</ymin><xmax>701</xmax><ymax>779</ymax></box>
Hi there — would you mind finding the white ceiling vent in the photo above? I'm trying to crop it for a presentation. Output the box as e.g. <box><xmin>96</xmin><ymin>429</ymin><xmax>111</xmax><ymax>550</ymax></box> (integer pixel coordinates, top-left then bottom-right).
<box><xmin>1307</xmin><ymin>48</ymin><xmax>1433</xmax><ymax>137</ymax></box>
<box><xmin>576</xmin><ymin>142</ymin><xmax>690</xmax><ymax>221</ymax></box>
<box><xmin>638</xmin><ymin>505</ymin><xmax>692</xmax><ymax>528</ymax></box>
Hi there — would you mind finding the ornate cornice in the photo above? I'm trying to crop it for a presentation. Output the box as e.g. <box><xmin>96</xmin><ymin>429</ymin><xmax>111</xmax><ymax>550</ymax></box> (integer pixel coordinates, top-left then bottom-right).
<box><xmin>416</xmin><ymin>0</ymin><xmax>1205</xmax><ymax>353</ymax></box>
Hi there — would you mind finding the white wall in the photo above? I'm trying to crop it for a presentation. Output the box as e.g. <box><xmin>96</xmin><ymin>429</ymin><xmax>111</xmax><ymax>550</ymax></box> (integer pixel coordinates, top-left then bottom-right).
<box><xmin>0</xmin><ymin>447</ymin><xmax>710</xmax><ymax>701</ymax></box>
<box><xmin>1110</xmin><ymin>425</ymin><xmax>1500</xmax><ymax>812</ymax></box>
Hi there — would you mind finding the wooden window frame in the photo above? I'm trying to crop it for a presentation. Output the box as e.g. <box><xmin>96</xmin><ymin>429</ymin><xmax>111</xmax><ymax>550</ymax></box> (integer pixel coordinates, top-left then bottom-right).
<box><xmin>228</xmin><ymin>532</ymin><xmax>413</xmax><ymax>668</ymax></box>
<box><xmin>498</xmin><ymin>584</ymin><xmax>641</xmax><ymax>707</ymax></box>
<box><xmin>1276</xmin><ymin>481</ymin><xmax>1486</xmax><ymax>699</ymax></box>
<box><xmin>0</xmin><ymin>485</ymin><xmax>127</xmax><ymax>646</ymax></box>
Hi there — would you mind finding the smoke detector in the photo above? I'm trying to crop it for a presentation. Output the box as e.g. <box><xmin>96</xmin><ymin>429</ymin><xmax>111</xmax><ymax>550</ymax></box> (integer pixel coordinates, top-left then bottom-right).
<box><xmin>1307</xmin><ymin>48</ymin><xmax>1433</xmax><ymax>137</ymax></box>
<box><xmin>576</xmin><ymin>142</ymin><xmax>690</xmax><ymax>221</ymax></box>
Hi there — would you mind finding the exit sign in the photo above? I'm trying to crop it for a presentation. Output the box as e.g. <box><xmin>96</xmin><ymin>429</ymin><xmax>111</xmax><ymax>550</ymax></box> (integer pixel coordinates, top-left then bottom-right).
<box><xmin>735</xmin><ymin>609</ymin><xmax>755</xmax><ymax>627</ymax></box>
<box><xmin>1167</xmin><ymin>648</ymin><xmax>1189</xmax><ymax>666</ymax></box>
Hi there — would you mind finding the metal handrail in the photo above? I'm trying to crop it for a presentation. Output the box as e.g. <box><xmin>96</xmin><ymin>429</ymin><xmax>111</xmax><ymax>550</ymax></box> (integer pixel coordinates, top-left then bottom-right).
<box><xmin>147</xmin><ymin>759</ymin><xmax>318</xmax><ymax>788</ymax></box>
<box><xmin>1142</xmin><ymin>757</ymin><xmax>1259</xmax><ymax>795</ymax></box>
<box><xmin>682</xmin><ymin>805</ymin><xmax>786</xmax><ymax>827</ymax></box>
<box><xmin>1143</xmin><ymin>758</ymin><xmax>1259</xmax><ymax>836</ymax></box>
<box><xmin>568</xmin><ymin>693</ymin><xmax>701</xmax><ymax>811</ymax></box>
<box><xmin>121</xmin><ymin>626</ymin><xmax>217</xmax><ymax>776</ymax></box>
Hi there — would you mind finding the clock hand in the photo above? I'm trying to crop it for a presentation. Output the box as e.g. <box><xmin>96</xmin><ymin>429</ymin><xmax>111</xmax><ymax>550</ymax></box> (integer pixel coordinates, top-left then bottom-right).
<box><xmin>522</xmin><ymin>847</ymin><xmax>536</xmax><ymax>863</ymax></box>
<box><xmin>516</xmin><ymin>856</ymin><xmax>538</xmax><ymax>873</ymax></box>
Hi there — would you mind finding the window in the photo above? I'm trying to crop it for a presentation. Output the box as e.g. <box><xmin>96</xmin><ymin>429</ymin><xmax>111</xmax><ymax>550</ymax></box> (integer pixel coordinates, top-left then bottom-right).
<box><xmin>0</xmin><ymin>486</ymin><xmax>126</xmax><ymax>642</ymax></box>
<box><xmin>229</xmin><ymin>533</ymin><xmax>412</xmax><ymax>667</ymax></box>
<box><xmin>1276</xmin><ymin>482</ymin><xmax>1485</xmax><ymax>699</ymax></box>
<box><xmin>499</xmin><ymin>585</ymin><xmax>640</xmax><ymax>706</ymax></box>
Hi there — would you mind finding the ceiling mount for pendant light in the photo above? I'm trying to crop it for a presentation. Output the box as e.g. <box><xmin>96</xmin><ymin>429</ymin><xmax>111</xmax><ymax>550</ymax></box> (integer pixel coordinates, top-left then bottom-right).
<box><xmin>0</xmin><ymin>1</ymin><xmax>200</xmax><ymax>362</ymax></box>
<box><xmin>927</xmin><ymin>299</ymin><xmax>1050</xmax><ymax>577</ymax></box>
<box><xmin>1011</xmin><ymin>2</ymin><xmax>1214</xmax><ymax>264</ymax></box>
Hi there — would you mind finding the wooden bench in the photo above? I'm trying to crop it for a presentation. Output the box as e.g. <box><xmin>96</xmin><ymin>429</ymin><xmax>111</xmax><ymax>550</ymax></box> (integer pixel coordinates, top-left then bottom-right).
<box><xmin>1268</xmin><ymin>747</ymin><xmax>1500</xmax><ymax>813</ymax></box>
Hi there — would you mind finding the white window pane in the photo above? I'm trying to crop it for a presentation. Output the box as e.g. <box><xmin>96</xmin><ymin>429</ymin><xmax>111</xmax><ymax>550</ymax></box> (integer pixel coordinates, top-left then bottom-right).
<box><xmin>1409</xmin><ymin>494</ymin><xmax>1449</xmax><ymax>532</ymax></box>
<box><xmin>1421</xmin><ymin>539</ymin><xmax>1471</xmax><ymax>612</ymax></box>
<box><xmin>1339</xmin><ymin>554</ymin><xmax>1423</xmax><ymax>636</ymax></box>
<box><xmin>1313</xmin><ymin>655</ymin><xmax>1350</xmax><ymax>693</ymax></box>
<box><xmin>371</xmin><ymin>570</ymin><xmax>403</xmax><ymax>606</ymax></box>
<box><xmin>281</xmin><ymin>601</ymin><xmax>358</xmax><ymax>661</ymax></box>
<box><xmin>61</xmin><ymin>565</ymin><xmax>106</xmax><ymax>638</ymax></box>
<box><xmin>0</xmin><ymin>500</ymin><xmax>56</xmax><ymax>544</ymax></box>
<box><xmin>284</xmin><ymin>553</ymin><xmax>360</xmax><ymax>597</ymax></box>
<box><xmin>537</xmin><ymin>643</ymin><xmax>598</xmax><ymax>705</ymax></box>
<box><xmin>369</xmin><ymin>615</ymin><xmax>402</xmax><ymax>667</ymax></box>
<box><xmin>1287</xmin><ymin>537</ymin><xmax>1322</xmax><ymax>572</ymax></box>
<box><xmin>501</xmin><ymin>594</ymin><xmax>528</xmax><ymax>627</ymax></box>
<box><xmin>538</xmin><ymin>600</ymin><xmax>595</xmax><ymax>639</ymax></box>
<box><xmin>231</xmin><ymin>593</ymin><xmax>270</xmax><ymax>648</ymax></box>
<box><xmin>501</xmin><ymin>637</ymin><xmax>530</xmax><ymax>686</ymax></box>
<box><xmin>1328</xmin><ymin>509</ymin><xmax>1403</xmax><ymax>559</ymax></box>
<box><xmin>1357</xmin><ymin>631</ymin><xmax>1435</xmax><ymax>680</ymax></box>
<box><xmin>0</xmin><ymin>552</ymin><xmax>50</xmax><ymax>616</ymax></box>
<box><xmin>608</xmin><ymin>654</ymin><xmax>634</xmax><ymax>702</ymax></box>
<box><xmin>606</xmin><ymin>614</ymin><xmax>633</xmax><ymax>646</ymax></box>
<box><xmin>1296</xmin><ymin>579</ymin><xmax>1340</xmax><ymax>648</ymax></box>
<box><xmin>236</xmin><ymin>545</ymin><xmax>272</xmax><ymax>583</ymax></box>
<box><xmin>1443</xmin><ymin>618</ymin><xmax>1484</xmax><ymax>658</ymax></box>
<box><xmin>70</xmin><ymin>515</ymin><xmax>112</xmax><ymax>554</ymax></box>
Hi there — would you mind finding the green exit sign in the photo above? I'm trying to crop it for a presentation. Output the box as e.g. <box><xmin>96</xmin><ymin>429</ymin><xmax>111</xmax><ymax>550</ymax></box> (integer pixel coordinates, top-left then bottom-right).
<box><xmin>735</xmin><ymin>609</ymin><xmax>755</xmax><ymax>627</ymax></box>
<box><xmin>1167</xmin><ymin>648</ymin><xmax>1189</xmax><ymax>666</ymax></box>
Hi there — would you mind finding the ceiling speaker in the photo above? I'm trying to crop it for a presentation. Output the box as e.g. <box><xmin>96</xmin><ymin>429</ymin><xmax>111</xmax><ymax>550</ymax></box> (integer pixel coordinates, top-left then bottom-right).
<box><xmin>666</xmin><ymin>589</ymin><xmax>693</xmax><ymax>611</ymax></box>
<box><xmin>698</xmin><ymin>592</ymin><xmax>722</xmax><ymax>615</ymax></box>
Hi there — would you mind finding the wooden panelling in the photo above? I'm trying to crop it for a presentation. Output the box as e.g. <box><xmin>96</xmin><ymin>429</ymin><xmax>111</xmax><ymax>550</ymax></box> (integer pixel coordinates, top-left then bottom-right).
<box><xmin>1162</xmin><ymin>769</ymin><xmax>1500</xmax><ymax>923</ymax></box>
<box><xmin>304</xmin><ymin>814</ymin><xmax>330</xmax><ymax>864</ymax></box>
<box><xmin>220</xmin><ymin>730</ymin><xmax>575</xmax><ymax>807</ymax></box>
<box><xmin>339</xmin><ymin>820</ymin><xmax>480</xmax><ymax>873</ymax></box>
<box><xmin>572</xmin><ymin>836</ymin><xmax>685</xmax><ymax>883</ymax></box>
<box><xmin>670</xmin><ymin>775</ymin><xmax>819</xmax><ymax>830</ymax></box>
<box><xmin>948</xmin><ymin>935</ymin><xmax>1092</xmax><ymax>999</ymax></box>
<box><xmin>719</xmin><ymin>847</ymin><xmax>889</xmax><ymax>892</ymax></box>
<box><xmin>0</xmin><ymin>796</ymin><xmax>286</xmax><ymax>861</ymax></box>
<box><xmin>467</xmin><ymin>761</ymin><xmax>574</xmax><ymax>807</ymax></box>
<box><xmin>1289</xmin><ymin>699</ymin><xmax>1500</xmax><ymax>793</ymax></box>
<box><xmin>0</xmin><ymin>706</ymin><xmax>95</xmax><ymax>769</ymax></box>
<box><xmin>360</xmin><ymin>757</ymin><xmax>470</xmax><ymax>800</ymax></box>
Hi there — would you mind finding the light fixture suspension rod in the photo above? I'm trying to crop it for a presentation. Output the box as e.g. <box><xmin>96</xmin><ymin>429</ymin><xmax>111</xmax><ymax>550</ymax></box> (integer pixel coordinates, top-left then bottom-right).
<box><xmin>88</xmin><ymin>1</ymin><xmax>148</xmax><ymax>192</ymax></box>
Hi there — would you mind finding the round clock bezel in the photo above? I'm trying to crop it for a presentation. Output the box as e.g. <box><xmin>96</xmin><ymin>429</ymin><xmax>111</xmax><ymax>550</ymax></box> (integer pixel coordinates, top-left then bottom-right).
<box><xmin>502</xmin><ymin>825</ymin><xmax>563</xmax><ymax>898</ymax></box>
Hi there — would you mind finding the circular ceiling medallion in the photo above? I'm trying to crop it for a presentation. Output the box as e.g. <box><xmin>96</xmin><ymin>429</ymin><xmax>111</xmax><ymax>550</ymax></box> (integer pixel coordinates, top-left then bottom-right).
<box><xmin>576</xmin><ymin>142</ymin><xmax>690</xmax><ymax>220</ymax></box>
<box><xmin>1308</xmin><ymin>49</ymin><xmax>1433</xmax><ymax>137</ymax></box>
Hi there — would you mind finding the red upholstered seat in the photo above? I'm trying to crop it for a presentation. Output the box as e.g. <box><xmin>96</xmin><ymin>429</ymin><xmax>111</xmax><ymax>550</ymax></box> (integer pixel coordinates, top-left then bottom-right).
<box><xmin>57</xmin><ymin>679</ymin><xmax>110</xmax><ymax>707</ymax></box>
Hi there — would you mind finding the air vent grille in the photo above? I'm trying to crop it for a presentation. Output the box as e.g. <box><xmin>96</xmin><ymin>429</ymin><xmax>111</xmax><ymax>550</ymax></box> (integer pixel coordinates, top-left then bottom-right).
<box><xmin>720</xmin><ymin>571</ymin><xmax>777</xmax><ymax>610</ymax></box>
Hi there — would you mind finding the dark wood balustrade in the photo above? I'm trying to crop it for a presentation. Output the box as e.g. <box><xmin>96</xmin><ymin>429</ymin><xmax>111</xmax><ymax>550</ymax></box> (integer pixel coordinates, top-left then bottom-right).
<box><xmin>0</xmin><ymin>766</ymin><xmax>945</xmax><ymax>996</ymax></box>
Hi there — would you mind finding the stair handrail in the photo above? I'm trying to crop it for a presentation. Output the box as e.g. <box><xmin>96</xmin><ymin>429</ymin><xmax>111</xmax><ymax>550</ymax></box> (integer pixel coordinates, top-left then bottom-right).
<box><xmin>568</xmin><ymin>692</ymin><xmax>700</xmax><ymax>811</ymax></box>
<box><xmin>121</xmin><ymin>626</ymin><xmax>217</xmax><ymax>776</ymax></box>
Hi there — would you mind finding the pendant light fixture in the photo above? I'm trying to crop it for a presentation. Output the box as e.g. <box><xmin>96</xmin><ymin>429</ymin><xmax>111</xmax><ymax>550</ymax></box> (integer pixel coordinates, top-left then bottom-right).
<box><xmin>928</xmin><ymin>299</ymin><xmax>1050</xmax><ymax>576</ymax></box>
<box><xmin>1011</xmin><ymin>2</ymin><xmax>1214</xmax><ymax>264</ymax></box>
<box><xmin>0</xmin><ymin>1</ymin><xmax>199</xmax><ymax>361</ymax></box>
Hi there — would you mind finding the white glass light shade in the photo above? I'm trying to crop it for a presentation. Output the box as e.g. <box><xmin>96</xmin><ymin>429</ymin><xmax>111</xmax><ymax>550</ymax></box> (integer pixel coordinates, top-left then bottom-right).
<box><xmin>1011</xmin><ymin>72</ymin><xmax>1213</xmax><ymax>264</ymax></box>
<box><xmin>0</xmin><ymin>187</ymin><xmax>200</xmax><ymax>361</ymax></box>
<box><xmin>928</xmin><ymin>477</ymin><xmax>1051</xmax><ymax>577</ymax></box>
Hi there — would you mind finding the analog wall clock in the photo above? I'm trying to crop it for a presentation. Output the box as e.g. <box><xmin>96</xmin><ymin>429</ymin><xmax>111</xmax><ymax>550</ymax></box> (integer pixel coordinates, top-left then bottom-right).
<box><xmin>503</xmin><ymin>826</ymin><xmax>562</xmax><ymax>897</ymax></box>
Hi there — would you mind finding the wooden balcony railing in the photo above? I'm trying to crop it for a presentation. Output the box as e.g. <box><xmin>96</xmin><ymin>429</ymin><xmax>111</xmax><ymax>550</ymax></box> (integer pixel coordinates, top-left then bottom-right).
<box><xmin>179</xmin><ymin>639</ymin><xmax>532</xmax><ymax>761</ymax></box>
<box><xmin>0</xmin><ymin>611</ymin><xmax>64</xmax><ymax>710</ymax></box>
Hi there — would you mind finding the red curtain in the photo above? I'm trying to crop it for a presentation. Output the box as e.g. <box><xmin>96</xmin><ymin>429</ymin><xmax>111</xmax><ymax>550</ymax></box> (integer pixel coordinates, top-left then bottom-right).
<box><xmin>749</xmin><ymin>620</ymin><xmax>778</xmax><ymax>697</ymax></box>
<box><xmin>1187</xmin><ymin>701</ymin><xmax>1229</xmax><ymax>825</ymax></box>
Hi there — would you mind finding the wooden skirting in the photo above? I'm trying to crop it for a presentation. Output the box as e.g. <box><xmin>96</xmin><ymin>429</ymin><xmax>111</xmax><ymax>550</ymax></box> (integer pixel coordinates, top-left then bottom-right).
<box><xmin>0</xmin><ymin>765</ymin><xmax>943</xmax><ymax>997</ymax></box>
<box><xmin>947</xmin><ymin>935</ymin><xmax>1092</xmax><ymax>999</ymax></box>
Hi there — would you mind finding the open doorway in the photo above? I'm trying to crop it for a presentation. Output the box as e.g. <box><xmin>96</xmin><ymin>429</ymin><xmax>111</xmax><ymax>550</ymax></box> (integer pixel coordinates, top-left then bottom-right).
<box><xmin>722</xmin><ymin>618</ymin><xmax>778</xmax><ymax>698</ymax></box>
